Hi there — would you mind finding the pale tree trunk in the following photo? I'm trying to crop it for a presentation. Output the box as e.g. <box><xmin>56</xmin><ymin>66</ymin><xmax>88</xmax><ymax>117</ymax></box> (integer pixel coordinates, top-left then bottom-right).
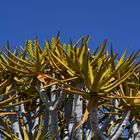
<box><xmin>132</xmin><ymin>122</ymin><xmax>140</xmax><ymax>140</ymax></box>
<box><xmin>108</xmin><ymin>109</ymin><xmax>130</xmax><ymax>140</ymax></box>
<box><xmin>129</xmin><ymin>121</ymin><xmax>140</xmax><ymax>140</ymax></box>
<box><xmin>71</xmin><ymin>84</ymin><xmax>83</xmax><ymax>140</ymax></box>
<box><xmin>50</xmin><ymin>111</ymin><xmax>59</xmax><ymax>140</ymax></box>
<box><xmin>84</xmin><ymin>88</ymin><xmax>93</xmax><ymax>140</ymax></box>
<box><xmin>11</xmin><ymin>105</ymin><xmax>23</xmax><ymax>140</ymax></box>
<box><xmin>71</xmin><ymin>95</ymin><xmax>83</xmax><ymax>140</ymax></box>
<box><xmin>39</xmin><ymin>82</ymin><xmax>66</xmax><ymax>139</ymax></box>
<box><xmin>9</xmin><ymin>87</ymin><xmax>23</xmax><ymax>140</ymax></box>
<box><xmin>44</xmin><ymin>107</ymin><xmax>49</xmax><ymax>135</ymax></box>
<box><xmin>63</xmin><ymin>95</ymin><xmax>73</xmax><ymax>139</ymax></box>
<box><xmin>90</xmin><ymin>96</ymin><xmax>104</xmax><ymax>140</ymax></box>
<box><xmin>32</xmin><ymin>99</ymin><xmax>40</xmax><ymax>134</ymax></box>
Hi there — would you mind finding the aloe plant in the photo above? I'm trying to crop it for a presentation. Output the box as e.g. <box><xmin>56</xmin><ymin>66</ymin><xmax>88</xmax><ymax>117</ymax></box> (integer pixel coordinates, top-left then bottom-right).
<box><xmin>0</xmin><ymin>35</ymin><xmax>140</xmax><ymax>139</ymax></box>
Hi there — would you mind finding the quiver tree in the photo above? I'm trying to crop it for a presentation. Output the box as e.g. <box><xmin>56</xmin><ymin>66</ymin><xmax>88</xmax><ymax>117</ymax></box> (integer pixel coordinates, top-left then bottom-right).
<box><xmin>0</xmin><ymin>35</ymin><xmax>140</xmax><ymax>140</ymax></box>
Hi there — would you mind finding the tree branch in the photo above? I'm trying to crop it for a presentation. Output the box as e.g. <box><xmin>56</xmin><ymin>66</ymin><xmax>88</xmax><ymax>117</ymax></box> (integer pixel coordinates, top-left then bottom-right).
<box><xmin>90</xmin><ymin>96</ymin><xmax>104</xmax><ymax>140</ymax></box>
<box><xmin>108</xmin><ymin>109</ymin><xmax>130</xmax><ymax>140</ymax></box>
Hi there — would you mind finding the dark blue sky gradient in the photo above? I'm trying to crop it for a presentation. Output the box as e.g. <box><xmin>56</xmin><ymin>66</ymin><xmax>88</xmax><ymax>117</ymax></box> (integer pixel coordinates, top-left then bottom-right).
<box><xmin>0</xmin><ymin>0</ymin><xmax>140</xmax><ymax>55</ymax></box>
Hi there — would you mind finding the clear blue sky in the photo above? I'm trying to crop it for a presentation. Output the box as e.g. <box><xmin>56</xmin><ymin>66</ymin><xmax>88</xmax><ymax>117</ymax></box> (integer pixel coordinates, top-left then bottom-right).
<box><xmin>0</xmin><ymin>0</ymin><xmax>140</xmax><ymax>54</ymax></box>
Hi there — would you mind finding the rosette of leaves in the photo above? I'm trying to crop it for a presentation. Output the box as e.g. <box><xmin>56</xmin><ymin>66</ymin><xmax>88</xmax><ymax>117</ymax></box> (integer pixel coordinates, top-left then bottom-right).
<box><xmin>47</xmin><ymin>36</ymin><xmax>140</xmax><ymax>133</ymax></box>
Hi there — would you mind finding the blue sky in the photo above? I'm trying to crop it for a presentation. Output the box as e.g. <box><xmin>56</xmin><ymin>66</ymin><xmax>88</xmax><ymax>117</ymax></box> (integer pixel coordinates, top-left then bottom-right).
<box><xmin>0</xmin><ymin>0</ymin><xmax>140</xmax><ymax>55</ymax></box>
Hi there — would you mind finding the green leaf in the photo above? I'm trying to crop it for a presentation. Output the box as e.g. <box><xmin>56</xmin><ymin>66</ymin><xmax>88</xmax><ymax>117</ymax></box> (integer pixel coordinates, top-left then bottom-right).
<box><xmin>21</xmin><ymin>127</ymin><xmax>29</xmax><ymax>140</ymax></box>
<box><xmin>49</xmin><ymin>50</ymin><xmax>75</xmax><ymax>76</ymax></box>
<box><xmin>101</xmin><ymin>66</ymin><xmax>136</xmax><ymax>93</ymax></box>
<box><xmin>0</xmin><ymin>118</ymin><xmax>14</xmax><ymax>140</ymax></box>
<box><xmin>91</xmin><ymin>40</ymin><xmax>107</xmax><ymax>67</ymax></box>
<box><xmin>88</xmin><ymin>61</ymin><xmax>94</xmax><ymax>89</ymax></box>
<box><xmin>1</xmin><ymin>62</ymin><xmax>30</xmax><ymax>74</ymax></box>
<box><xmin>60</xmin><ymin>87</ymin><xmax>90</xmax><ymax>99</ymax></box>
<box><xmin>5</xmin><ymin>47</ymin><xmax>34</xmax><ymax>67</ymax></box>
<box><xmin>0</xmin><ymin>94</ymin><xmax>21</xmax><ymax>107</ymax></box>
<box><xmin>116</xmin><ymin>49</ymin><xmax>127</xmax><ymax>68</ymax></box>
